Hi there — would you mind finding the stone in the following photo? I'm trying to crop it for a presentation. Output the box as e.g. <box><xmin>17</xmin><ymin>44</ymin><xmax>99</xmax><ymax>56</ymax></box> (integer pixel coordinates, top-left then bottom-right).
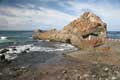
<box><xmin>12</xmin><ymin>48</ymin><xmax>17</xmax><ymax>51</ymax></box>
<box><xmin>21</xmin><ymin>50</ymin><xmax>27</xmax><ymax>53</ymax></box>
<box><xmin>83</xmin><ymin>74</ymin><xmax>89</xmax><ymax>78</ymax></box>
<box><xmin>0</xmin><ymin>72</ymin><xmax>3</xmax><ymax>76</ymax></box>
<box><xmin>104</xmin><ymin>67</ymin><xmax>109</xmax><ymax>72</ymax></box>
<box><xmin>0</xmin><ymin>48</ymin><xmax>9</xmax><ymax>53</ymax></box>
<box><xmin>0</xmin><ymin>54</ymin><xmax>5</xmax><ymax>61</ymax></box>
<box><xmin>92</xmin><ymin>74</ymin><xmax>96</xmax><ymax>78</ymax></box>
<box><xmin>74</xmin><ymin>74</ymin><xmax>81</xmax><ymax>80</ymax></box>
<box><xmin>63</xmin><ymin>12</ymin><xmax>107</xmax><ymax>38</ymax></box>
<box><xmin>62</xmin><ymin>70</ymin><xmax>67</xmax><ymax>74</ymax></box>
<box><xmin>32</xmin><ymin>12</ymin><xmax>107</xmax><ymax>49</ymax></box>
<box><xmin>111</xmin><ymin>76</ymin><xmax>117</xmax><ymax>80</ymax></box>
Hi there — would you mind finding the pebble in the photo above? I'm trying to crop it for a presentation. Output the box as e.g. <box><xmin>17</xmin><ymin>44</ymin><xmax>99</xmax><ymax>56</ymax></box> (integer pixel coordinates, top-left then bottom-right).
<box><xmin>105</xmin><ymin>78</ymin><xmax>109</xmax><ymax>80</ymax></box>
<box><xmin>83</xmin><ymin>74</ymin><xmax>89</xmax><ymax>78</ymax></box>
<box><xmin>92</xmin><ymin>74</ymin><xmax>96</xmax><ymax>78</ymax></box>
<box><xmin>57</xmin><ymin>76</ymin><xmax>61</xmax><ymax>79</ymax></box>
<box><xmin>104</xmin><ymin>67</ymin><xmax>109</xmax><ymax>71</ymax></box>
<box><xmin>74</xmin><ymin>74</ymin><xmax>81</xmax><ymax>80</ymax></box>
<box><xmin>62</xmin><ymin>70</ymin><xmax>67</xmax><ymax>74</ymax></box>
<box><xmin>63</xmin><ymin>74</ymin><xmax>69</xmax><ymax>80</ymax></box>
<box><xmin>21</xmin><ymin>66</ymin><xmax>26</xmax><ymax>69</ymax></box>
<box><xmin>114</xmin><ymin>71</ymin><xmax>119</xmax><ymax>74</ymax></box>
<box><xmin>73</xmin><ymin>69</ymin><xmax>78</xmax><ymax>73</ymax></box>
<box><xmin>0</xmin><ymin>72</ymin><xmax>3</xmax><ymax>75</ymax></box>
<box><xmin>0</xmin><ymin>54</ymin><xmax>5</xmax><ymax>61</ymax></box>
<box><xmin>111</xmin><ymin>76</ymin><xmax>117</xmax><ymax>80</ymax></box>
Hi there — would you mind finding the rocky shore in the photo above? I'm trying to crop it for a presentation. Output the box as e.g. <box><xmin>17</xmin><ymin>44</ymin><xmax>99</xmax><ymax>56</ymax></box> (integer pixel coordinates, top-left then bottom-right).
<box><xmin>30</xmin><ymin>12</ymin><xmax>120</xmax><ymax>80</ymax></box>
<box><xmin>32</xmin><ymin>12</ymin><xmax>107</xmax><ymax>49</ymax></box>
<box><xmin>1</xmin><ymin>12</ymin><xmax>120</xmax><ymax>80</ymax></box>
<box><xmin>13</xmin><ymin>56</ymin><xmax>120</xmax><ymax>80</ymax></box>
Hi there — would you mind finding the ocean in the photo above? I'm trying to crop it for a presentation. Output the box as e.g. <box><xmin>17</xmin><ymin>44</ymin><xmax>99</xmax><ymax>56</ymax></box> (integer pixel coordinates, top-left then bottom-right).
<box><xmin>0</xmin><ymin>31</ymin><xmax>119</xmax><ymax>65</ymax></box>
<box><xmin>0</xmin><ymin>31</ymin><xmax>78</xmax><ymax>65</ymax></box>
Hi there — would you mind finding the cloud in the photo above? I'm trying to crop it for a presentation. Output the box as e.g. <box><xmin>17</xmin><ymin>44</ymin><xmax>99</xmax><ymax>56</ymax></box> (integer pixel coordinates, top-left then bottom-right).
<box><xmin>58</xmin><ymin>1</ymin><xmax>120</xmax><ymax>31</ymax></box>
<box><xmin>0</xmin><ymin>0</ymin><xmax>120</xmax><ymax>31</ymax></box>
<box><xmin>0</xmin><ymin>5</ymin><xmax>75</xmax><ymax>30</ymax></box>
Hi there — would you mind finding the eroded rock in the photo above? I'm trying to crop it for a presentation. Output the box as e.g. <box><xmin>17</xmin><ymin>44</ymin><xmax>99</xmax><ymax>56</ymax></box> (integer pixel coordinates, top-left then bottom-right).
<box><xmin>32</xmin><ymin>12</ymin><xmax>107</xmax><ymax>49</ymax></box>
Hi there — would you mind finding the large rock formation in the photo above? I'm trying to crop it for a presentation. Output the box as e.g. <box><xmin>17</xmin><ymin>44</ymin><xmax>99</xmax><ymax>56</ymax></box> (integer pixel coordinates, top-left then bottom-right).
<box><xmin>32</xmin><ymin>12</ymin><xmax>107</xmax><ymax>49</ymax></box>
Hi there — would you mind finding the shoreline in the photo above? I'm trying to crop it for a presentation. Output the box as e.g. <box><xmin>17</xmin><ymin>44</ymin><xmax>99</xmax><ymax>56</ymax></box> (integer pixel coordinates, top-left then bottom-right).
<box><xmin>0</xmin><ymin>40</ymin><xmax>120</xmax><ymax>80</ymax></box>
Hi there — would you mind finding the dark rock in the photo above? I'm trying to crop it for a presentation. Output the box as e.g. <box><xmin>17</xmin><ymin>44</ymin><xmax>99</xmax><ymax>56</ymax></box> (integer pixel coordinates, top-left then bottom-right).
<box><xmin>26</xmin><ymin>48</ymin><xmax>30</xmax><ymax>51</ymax></box>
<box><xmin>12</xmin><ymin>48</ymin><xmax>17</xmax><ymax>51</ymax></box>
<box><xmin>0</xmin><ymin>54</ymin><xmax>5</xmax><ymax>61</ymax></box>
<box><xmin>62</xmin><ymin>70</ymin><xmax>67</xmax><ymax>74</ymax></box>
<box><xmin>21</xmin><ymin>50</ymin><xmax>27</xmax><ymax>53</ymax></box>
<box><xmin>0</xmin><ymin>49</ymin><xmax>9</xmax><ymax>53</ymax></box>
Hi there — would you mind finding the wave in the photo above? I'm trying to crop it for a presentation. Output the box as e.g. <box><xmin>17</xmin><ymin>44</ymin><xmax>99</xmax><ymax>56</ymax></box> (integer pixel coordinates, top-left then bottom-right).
<box><xmin>0</xmin><ymin>36</ymin><xmax>14</xmax><ymax>44</ymax></box>
<box><xmin>1</xmin><ymin>43</ymin><xmax>77</xmax><ymax>60</ymax></box>
<box><xmin>0</xmin><ymin>36</ymin><xmax>8</xmax><ymax>40</ymax></box>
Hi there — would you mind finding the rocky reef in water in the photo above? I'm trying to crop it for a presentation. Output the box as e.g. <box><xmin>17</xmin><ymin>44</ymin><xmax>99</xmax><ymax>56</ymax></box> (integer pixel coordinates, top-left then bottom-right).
<box><xmin>32</xmin><ymin>12</ymin><xmax>107</xmax><ymax>49</ymax></box>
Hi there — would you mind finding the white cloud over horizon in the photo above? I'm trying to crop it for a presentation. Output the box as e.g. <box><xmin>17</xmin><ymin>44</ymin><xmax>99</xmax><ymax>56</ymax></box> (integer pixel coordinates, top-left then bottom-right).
<box><xmin>0</xmin><ymin>5</ymin><xmax>75</xmax><ymax>30</ymax></box>
<box><xmin>0</xmin><ymin>0</ymin><xmax>120</xmax><ymax>31</ymax></box>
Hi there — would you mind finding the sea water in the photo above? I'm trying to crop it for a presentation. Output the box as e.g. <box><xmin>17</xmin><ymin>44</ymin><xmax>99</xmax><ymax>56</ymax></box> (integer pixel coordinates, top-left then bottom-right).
<box><xmin>0</xmin><ymin>31</ymin><xmax>78</xmax><ymax>65</ymax></box>
<box><xmin>0</xmin><ymin>31</ymin><xmax>119</xmax><ymax>65</ymax></box>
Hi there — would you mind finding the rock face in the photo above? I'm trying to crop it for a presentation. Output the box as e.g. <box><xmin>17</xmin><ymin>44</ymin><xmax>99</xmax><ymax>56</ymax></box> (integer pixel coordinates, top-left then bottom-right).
<box><xmin>32</xmin><ymin>12</ymin><xmax>107</xmax><ymax>49</ymax></box>
<box><xmin>62</xmin><ymin>12</ymin><xmax>107</xmax><ymax>38</ymax></box>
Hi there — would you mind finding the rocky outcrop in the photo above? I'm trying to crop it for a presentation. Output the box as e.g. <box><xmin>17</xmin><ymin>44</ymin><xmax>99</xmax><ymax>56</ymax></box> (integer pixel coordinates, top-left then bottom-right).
<box><xmin>32</xmin><ymin>12</ymin><xmax>107</xmax><ymax>49</ymax></box>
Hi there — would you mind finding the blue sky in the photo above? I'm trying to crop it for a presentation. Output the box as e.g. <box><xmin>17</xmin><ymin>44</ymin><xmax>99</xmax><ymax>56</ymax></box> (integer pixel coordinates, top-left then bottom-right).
<box><xmin>0</xmin><ymin>0</ymin><xmax>120</xmax><ymax>31</ymax></box>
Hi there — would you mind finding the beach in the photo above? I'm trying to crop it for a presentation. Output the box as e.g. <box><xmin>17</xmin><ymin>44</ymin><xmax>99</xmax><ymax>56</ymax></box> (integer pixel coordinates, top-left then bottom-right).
<box><xmin>0</xmin><ymin>31</ymin><xmax>120</xmax><ymax>80</ymax></box>
<box><xmin>1</xmin><ymin>12</ymin><xmax>120</xmax><ymax>80</ymax></box>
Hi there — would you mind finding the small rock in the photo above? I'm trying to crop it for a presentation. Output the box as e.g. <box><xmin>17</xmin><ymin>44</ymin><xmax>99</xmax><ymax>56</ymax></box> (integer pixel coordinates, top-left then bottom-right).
<box><xmin>0</xmin><ymin>48</ymin><xmax>9</xmax><ymax>53</ymax></box>
<box><xmin>0</xmin><ymin>72</ymin><xmax>3</xmax><ymax>75</ymax></box>
<box><xmin>114</xmin><ymin>71</ymin><xmax>119</xmax><ymax>74</ymax></box>
<box><xmin>57</xmin><ymin>76</ymin><xmax>61</xmax><ymax>79</ymax></box>
<box><xmin>62</xmin><ymin>70</ymin><xmax>67</xmax><ymax>74</ymax></box>
<box><xmin>111</xmin><ymin>76</ymin><xmax>117</xmax><ymax>80</ymax></box>
<box><xmin>74</xmin><ymin>74</ymin><xmax>81</xmax><ymax>80</ymax></box>
<box><xmin>104</xmin><ymin>67</ymin><xmax>109</xmax><ymax>72</ymax></box>
<box><xmin>73</xmin><ymin>69</ymin><xmax>78</xmax><ymax>73</ymax></box>
<box><xmin>21</xmin><ymin>66</ymin><xmax>26</xmax><ymax>69</ymax></box>
<box><xmin>83</xmin><ymin>74</ymin><xmax>89</xmax><ymax>78</ymax></box>
<box><xmin>92</xmin><ymin>74</ymin><xmax>96</xmax><ymax>78</ymax></box>
<box><xmin>12</xmin><ymin>48</ymin><xmax>17</xmax><ymax>51</ymax></box>
<box><xmin>21</xmin><ymin>50</ymin><xmax>27</xmax><ymax>53</ymax></box>
<box><xmin>64</xmin><ymin>74</ymin><xmax>69</xmax><ymax>80</ymax></box>
<box><xmin>0</xmin><ymin>54</ymin><xmax>5</xmax><ymax>61</ymax></box>
<box><xmin>116</xmin><ymin>71</ymin><xmax>120</xmax><ymax>78</ymax></box>
<box><xmin>101</xmin><ymin>72</ymin><xmax>108</xmax><ymax>77</ymax></box>
<box><xmin>105</xmin><ymin>78</ymin><xmax>109</xmax><ymax>80</ymax></box>
<box><xmin>26</xmin><ymin>48</ymin><xmax>30</xmax><ymax>51</ymax></box>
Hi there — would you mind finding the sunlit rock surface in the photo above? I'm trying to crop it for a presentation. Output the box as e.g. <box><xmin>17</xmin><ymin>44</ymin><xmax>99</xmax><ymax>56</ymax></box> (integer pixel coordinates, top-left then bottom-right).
<box><xmin>32</xmin><ymin>12</ymin><xmax>107</xmax><ymax>49</ymax></box>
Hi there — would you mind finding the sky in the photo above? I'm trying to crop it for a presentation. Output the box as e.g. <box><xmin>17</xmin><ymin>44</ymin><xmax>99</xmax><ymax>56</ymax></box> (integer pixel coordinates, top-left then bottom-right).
<box><xmin>0</xmin><ymin>0</ymin><xmax>120</xmax><ymax>31</ymax></box>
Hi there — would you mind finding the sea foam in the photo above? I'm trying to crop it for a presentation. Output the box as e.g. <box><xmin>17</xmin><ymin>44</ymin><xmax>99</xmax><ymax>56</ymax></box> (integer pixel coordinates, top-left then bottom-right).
<box><xmin>1</xmin><ymin>42</ymin><xmax>77</xmax><ymax>60</ymax></box>
<box><xmin>0</xmin><ymin>36</ymin><xmax>8</xmax><ymax>40</ymax></box>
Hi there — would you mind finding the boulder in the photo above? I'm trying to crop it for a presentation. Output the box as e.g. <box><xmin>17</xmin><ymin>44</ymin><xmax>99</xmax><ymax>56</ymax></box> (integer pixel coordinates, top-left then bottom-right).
<box><xmin>62</xmin><ymin>12</ymin><xmax>107</xmax><ymax>38</ymax></box>
<box><xmin>32</xmin><ymin>12</ymin><xmax>107</xmax><ymax>49</ymax></box>
<box><xmin>0</xmin><ymin>54</ymin><xmax>5</xmax><ymax>62</ymax></box>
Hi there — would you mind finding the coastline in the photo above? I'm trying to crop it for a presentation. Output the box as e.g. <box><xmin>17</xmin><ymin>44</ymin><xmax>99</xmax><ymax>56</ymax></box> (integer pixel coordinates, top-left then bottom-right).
<box><xmin>14</xmin><ymin>50</ymin><xmax>120</xmax><ymax>80</ymax></box>
<box><xmin>1</xmin><ymin>40</ymin><xmax>120</xmax><ymax>80</ymax></box>
<box><xmin>1</xmin><ymin>12</ymin><xmax>120</xmax><ymax>80</ymax></box>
